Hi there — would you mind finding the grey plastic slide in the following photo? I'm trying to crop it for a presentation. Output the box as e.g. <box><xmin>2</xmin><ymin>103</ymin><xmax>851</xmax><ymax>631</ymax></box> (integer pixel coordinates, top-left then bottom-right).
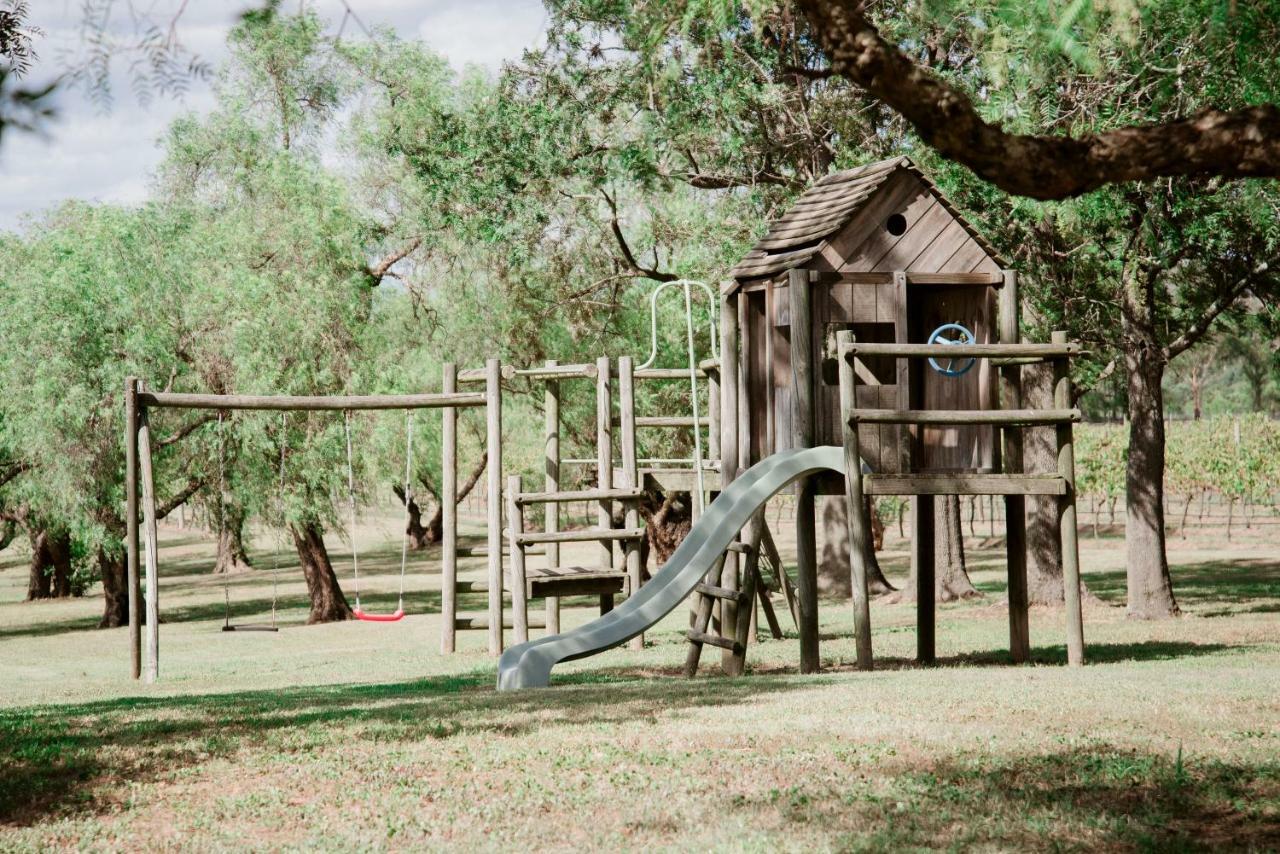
<box><xmin>496</xmin><ymin>446</ymin><xmax>845</xmax><ymax>690</ymax></box>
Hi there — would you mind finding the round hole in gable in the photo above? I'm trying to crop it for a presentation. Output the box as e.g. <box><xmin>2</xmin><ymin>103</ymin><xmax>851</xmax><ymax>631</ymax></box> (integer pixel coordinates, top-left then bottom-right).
<box><xmin>885</xmin><ymin>213</ymin><xmax>907</xmax><ymax>236</ymax></box>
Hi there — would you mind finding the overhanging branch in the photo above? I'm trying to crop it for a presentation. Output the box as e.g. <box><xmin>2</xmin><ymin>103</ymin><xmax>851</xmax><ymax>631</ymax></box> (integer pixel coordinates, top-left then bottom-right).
<box><xmin>797</xmin><ymin>0</ymin><xmax>1280</xmax><ymax>199</ymax></box>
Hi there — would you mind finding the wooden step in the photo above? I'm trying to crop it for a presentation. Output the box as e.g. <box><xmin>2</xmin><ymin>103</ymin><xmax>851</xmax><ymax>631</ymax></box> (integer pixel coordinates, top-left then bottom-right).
<box><xmin>725</xmin><ymin>541</ymin><xmax>753</xmax><ymax>555</ymax></box>
<box><xmin>514</xmin><ymin>527</ymin><xmax>645</xmax><ymax>545</ymax></box>
<box><xmin>527</xmin><ymin>569</ymin><xmax>627</xmax><ymax>598</ymax></box>
<box><xmin>694</xmin><ymin>582</ymin><xmax>747</xmax><ymax>603</ymax></box>
<box><xmin>454</xmin><ymin>615</ymin><xmax>547</xmax><ymax>631</ymax></box>
<box><xmin>457</xmin><ymin>546</ymin><xmax>546</xmax><ymax>557</ymax></box>
<box><xmin>687</xmin><ymin>630</ymin><xmax>742</xmax><ymax>654</ymax></box>
<box><xmin>515</xmin><ymin>487</ymin><xmax>644</xmax><ymax>505</ymax></box>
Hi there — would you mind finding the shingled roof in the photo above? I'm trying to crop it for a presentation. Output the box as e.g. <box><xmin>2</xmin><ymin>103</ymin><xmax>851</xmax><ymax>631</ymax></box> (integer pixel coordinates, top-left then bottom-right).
<box><xmin>729</xmin><ymin>156</ymin><xmax>1002</xmax><ymax>282</ymax></box>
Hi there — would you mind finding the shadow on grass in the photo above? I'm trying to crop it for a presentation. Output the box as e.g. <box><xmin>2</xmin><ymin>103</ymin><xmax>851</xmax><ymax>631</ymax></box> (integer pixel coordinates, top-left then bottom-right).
<box><xmin>1086</xmin><ymin>558</ymin><xmax>1279</xmax><ymax>608</ymax></box>
<box><xmin>0</xmin><ymin>668</ymin><xmax>809</xmax><ymax>826</ymax></box>
<box><xmin>839</xmin><ymin>744</ymin><xmax>1280</xmax><ymax>850</ymax></box>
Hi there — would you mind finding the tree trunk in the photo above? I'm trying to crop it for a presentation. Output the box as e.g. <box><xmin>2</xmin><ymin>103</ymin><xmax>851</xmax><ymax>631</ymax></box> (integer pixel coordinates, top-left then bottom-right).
<box><xmin>26</xmin><ymin>529</ymin><xmax>52</xmax><ymax>600</ymax></box>
<box><xmin>884</xmin><ymin>496</ymin><xmax>979</xmax><ymax>602</ymax></box>
<box><xmin>394</xmin><ymin>485</ymin><xmax>434</xmax><ymax>549</ymax></box>
<box><xmin>642</xmin><ymin>490</ymin><xmax>692</xmax><ymax>573</ymax></box>
<box><xmin>1190</xmin><ymin>363</ymin><xmax>1203</xmax><ymax>420</ymax></box>
<box><xmin>819</xmin><ymin>494</ymin><xmax>895</xmax><ymax>596</ymax></box>
<box><xmin>290</xmin><ymin>521</ymin><xmax>353</xmax><ymax>623</ymax></box>
<box><xmin>1122</xmin><ymin>276</ymin><xmax>1180</xmax><ymax>619</ymax></box>
<box><xmin>26</xmin><ymin>528</ymin><xmax>72</xmax><ymax>601</ymax></box>
<box><xmin>1024</xmin><ymin>363</ymin><xmax>1066</xmax><ymax>604</ymax></box>
<box><xmin>212</xmin><ymin>501</ymin><xmax>252</xmax><ymax>573</ymax></box>
<box><xmin>98</xmin><ymin>546</ymin><xmax>129</xmax><ymax>628</ymax></box>
<box><xmin>935</xmin><ymin>495</ymin><xmax>980</xmax><ymax>599</ymax></box>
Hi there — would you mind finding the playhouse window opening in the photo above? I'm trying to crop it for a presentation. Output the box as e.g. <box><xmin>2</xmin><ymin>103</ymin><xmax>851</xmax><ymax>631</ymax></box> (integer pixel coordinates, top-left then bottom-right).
<box><xmin>885</xmin><ymin>213</ymin><xmax>907</xmax><ymax>236</ymax></box>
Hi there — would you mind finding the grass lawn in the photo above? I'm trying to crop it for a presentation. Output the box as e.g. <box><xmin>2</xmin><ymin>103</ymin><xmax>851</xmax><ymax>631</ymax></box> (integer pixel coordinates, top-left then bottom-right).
<box><xmin>1</xmin><ymin>506</ymin><xmax>1277</xmax><ymax>851</ymax></box>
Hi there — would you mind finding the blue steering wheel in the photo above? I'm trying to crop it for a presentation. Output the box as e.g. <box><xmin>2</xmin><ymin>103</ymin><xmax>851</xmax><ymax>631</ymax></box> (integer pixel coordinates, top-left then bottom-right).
<box><xmin>927</xmin><ymin>323</ymin><xmax>977</xmax><ymax>377</ymax></box>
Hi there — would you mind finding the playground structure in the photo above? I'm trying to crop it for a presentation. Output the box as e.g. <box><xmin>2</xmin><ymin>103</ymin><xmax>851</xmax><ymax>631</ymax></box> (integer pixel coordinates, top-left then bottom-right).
<box><xmin>124</xmin><ymin>156</ymin><xmax>1085</xmax><ymax>686</ymax></box>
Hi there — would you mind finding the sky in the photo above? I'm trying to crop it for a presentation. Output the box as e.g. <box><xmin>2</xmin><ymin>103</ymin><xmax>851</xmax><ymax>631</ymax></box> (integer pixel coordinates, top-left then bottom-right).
<box><xmin>0</xmin><ymin>0</ymin><xmax>549</xmax><ymax>230</ymax></box>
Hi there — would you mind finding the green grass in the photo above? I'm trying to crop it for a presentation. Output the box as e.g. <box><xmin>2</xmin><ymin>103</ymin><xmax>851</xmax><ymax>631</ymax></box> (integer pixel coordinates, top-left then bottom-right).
<box><xmin>0</xmin><ymin>511</ymin><xmax>1277</xmax><ymax>850</ymax></box>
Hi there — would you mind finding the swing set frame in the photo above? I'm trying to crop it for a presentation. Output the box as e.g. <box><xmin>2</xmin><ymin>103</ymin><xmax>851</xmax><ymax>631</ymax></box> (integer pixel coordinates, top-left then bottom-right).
<box><xmin>124</xmin><ymin>377</ymin><xmax>495</xmax><ymax>683</ymax></box>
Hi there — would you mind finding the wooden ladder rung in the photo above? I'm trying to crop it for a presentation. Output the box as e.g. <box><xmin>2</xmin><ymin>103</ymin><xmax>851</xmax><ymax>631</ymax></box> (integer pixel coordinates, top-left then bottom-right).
<box><xmin>457</xmin><ymin>546</ymin><xmax>545</xmax><ymax>557</ymax></box>
<box><xmin>695</xmin><ymin>582</ymin><xmax>747</xmax><ymax>603</ymax></box>
<box><xmin>725</xmin><ymin>541</ymin><xmax>753</xmax><ymax>554</ymax></box>
<box><xmin>687</xmin><ymin>630</ymin><xmax>742</xmax><ymax>653</ymax></box>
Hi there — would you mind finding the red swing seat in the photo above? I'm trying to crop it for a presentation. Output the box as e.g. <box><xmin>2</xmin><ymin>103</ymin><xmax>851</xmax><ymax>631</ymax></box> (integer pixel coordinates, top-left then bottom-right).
<box><xmin>353</xmin><ymin>606</ymin><xmax>405</xmax><ymax>622</ymax></box>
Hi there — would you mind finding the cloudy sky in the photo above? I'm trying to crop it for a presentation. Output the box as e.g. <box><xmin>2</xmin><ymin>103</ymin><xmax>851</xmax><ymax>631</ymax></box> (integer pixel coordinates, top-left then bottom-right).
<box><xmin>1</xmin><ymin>0</ymin><xmax>548</xmax><ymax>230</ymax></box>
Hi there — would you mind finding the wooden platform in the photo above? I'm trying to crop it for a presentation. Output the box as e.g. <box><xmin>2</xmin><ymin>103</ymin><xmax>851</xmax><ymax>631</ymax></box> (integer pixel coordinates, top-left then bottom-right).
<box><xmin>863</xmin><ymin>473</ymin><xmax>1067</xmax><ymax>496</ymax></box>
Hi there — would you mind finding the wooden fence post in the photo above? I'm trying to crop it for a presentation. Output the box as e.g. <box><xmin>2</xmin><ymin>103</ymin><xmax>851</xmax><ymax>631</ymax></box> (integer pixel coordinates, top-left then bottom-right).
<box><xmin>137</xmin><ymin>384</ymin><xmax>160</xmax><ymax>683</ymax></box>
<box><xmin>441</xmin><ymin>363</ymin><xmax>458</xmax><ymax>653</ymax></box>
<box><xmin>543</xmin><ymin>360</ymin><xmax>561</xmax><ymax>634</ymax></box>
<box><xmin>618</xmin><ymin>356</ymin><xmax>644</xmax><ymax>650</ymax></box>
<box><xmin>837</xmin><ymin>331</ymin><xmax>873</xmax><ymax>670</ymax></box>
<box><xmin>485</xmin><ymin>358</ymin><xmax>503</xmax><ymax>655</ymax></box>
<box><xmin>1000</xmin><ymin>269</ymin><xmax>1030</xmax><ymax>663</ymax></box>
<box><xmin>596</xmin><ymin>356</ymin><xmax>614</xmax><ymax>573</ymax></box>
<box><xmin>125</xmin><ymin>377</ymin><xmax>141</xmax><ymax>680</ymax></box>
<box><xmin>1054</xmin><ymin>330</ymin><xmax>1085</xmax><ymax>666</ymax></box>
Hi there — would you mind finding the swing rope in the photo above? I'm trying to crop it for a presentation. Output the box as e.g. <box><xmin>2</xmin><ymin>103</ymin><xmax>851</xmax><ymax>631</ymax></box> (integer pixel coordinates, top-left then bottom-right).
<box><xmin>344</xmin><ymin>410</ymin><xmax>414</xmax><ymax>622</ymax></box>
<box><xmin>220</xmin><ymin>409</ymin><xmax>283</xmax><ymax>632</ymax></box>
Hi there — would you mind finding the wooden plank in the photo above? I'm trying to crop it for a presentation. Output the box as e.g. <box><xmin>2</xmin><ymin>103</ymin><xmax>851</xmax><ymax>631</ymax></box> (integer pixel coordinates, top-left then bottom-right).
<box><xmin>901</xmin><ymin>218</ymin><xmax>972</xmax><ymax>273</ymax></box>
<box><xmin>870</xmin><ymin>200</ymin><xmax>953</xmax><ymax>272</ymax></box>
<box><xmin>485</xmin><ymin>359</ymin><xmax>503</xmax><ymax>656</ymax></box>
<box><xmin>789</xmin><ymin>268</ymin><xmax>819</xmax><ymax>673</ymax></box>
<box><xmin>842</xmin><ymin>343</ymin><xmax>1079</xmax><ymax>358</ymax></box>
<box><xmin>864</xmin><ymin>474</ymin><xmax>1067</xmax><ymax>496</ymax></box>
<box><xmin>1054</xmin><ymin>330</ymin><xmax>1085</xmax><ymax>667</ymax></box>
<box><xmin>515</xmin><ymin>527</ymin><xmax>646</xmax><ymax>545</ymax></box>
<box><xmin>140</xmin><ymin>391</ymin><xmax>486</xmax><ymax>411</ymax></box>
<box><xmin>138</xmin><ymin>401</ymin><xmax>159</xmax><ymax>684</ymax></box>
<box><xmin>501</xmin><ymin>362</ymin><xmax>597</xmax><ymax>380</ymax></box>
<box><xmin>125</xmin><ymin>377</ymin><xmax>140</xmax><ymax>680</ymax></box>
<box><xmin>838</xmin><ymin>330</ymin><xmax>873</xmax><ymax>671</ymax></box>
<box><xmin>455</xmin><ymin>615</ymin><xmax>547</xmax><ymax>631</ymax></box>
<box><xmin>938</xmin><ymin>235</ymin><xmax>993</xmax><ymax>274</ymax></box>
<box><xmin>517</xmin><ymin>487</ymin><xmax>643</xmax><ymax>504</ymax></box>
<box><xmin>893</xmin><ymin>272</ymin><xmax>911</xmax><ymax>475</ymax></box>
<box><xmin>530</xmin><ymin>576</ymin><xmax>626</xmax><ymax>599</ymax></box>
<box><xmin>850</xmin><ymin>408</ymin><xmax>1081</xmax><ymax>425</ymax></box>
<box><xmin>727</xmin><ymin>514</ymin><xmax>765</xmax><ymax>674</ymax></box>
<box><xmin>441</xmin><ymin>364</ymin><xmax>458</xmax><ymax>653</ymax></box>
<box><xmin>821</xmin><ymin>170</ymin><xmax>927</xmax><ymax>267</ymax></box>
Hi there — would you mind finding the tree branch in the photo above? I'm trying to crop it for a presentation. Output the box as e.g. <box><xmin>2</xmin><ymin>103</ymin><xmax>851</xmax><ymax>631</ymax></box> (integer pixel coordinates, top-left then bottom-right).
<box><xmin>157</xmin><ymin>477</ymin><xmax>204</xmax><ymax>521</ymax></box>
<box><xmin>155</xmin><ymin>412</ymin><xmax>217</xmax><ymax>449</ymax></box>
<box><xmin>797</xmin><ymin>0</ymin><xmax>1280</xmax><ymax>199</ymax></box>
<box><xmin>1164</xmin><ymin>259</ymin><xmax>1275</xmax><ymax>360</ymax></box>
<box><xmin>601</xmin><ymin>189</ymin><xmax>676</xmax><ymax>282</ymax></box>
<box><xmin>0</xmin><ymin>461</ymin><xmax>31</xmax><ymax>489</ymax></box>
<box><xmin>365</xmin><ymin>237</ymin><xmax>421</xmax><ymax>286</ymax></box>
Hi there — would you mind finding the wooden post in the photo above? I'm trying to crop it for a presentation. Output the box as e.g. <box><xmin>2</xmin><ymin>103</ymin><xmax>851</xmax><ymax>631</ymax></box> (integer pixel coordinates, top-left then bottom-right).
<box><xmin>999</xmin><ymin>270</ymin><xmax>1030</xmax><ymax>663</ymax></box>
<box><xmin>707</xmin><ymin>364</ymin><xmax>720</xmax><ymax>464</ymax></box>
<box><xmin>1053</xmin><ymin>330</ymin><xmax>1086</xmax><ymax>666</ymax></box>
<box><xmin>719</xmin><ymin>293</ymin><xmax>739</xmax><ymax>486</ymax></box>
<box><xmin>715</xmin><ymin>293</ymin><xmax>741</xmax><ymax>629</ymax></box>
<box><xmin>125</xmin><ymin>377</ymin><xmax>141</xmax><ymax>680</ymax></box>
<box><xmin>912</xmin><ymin>495</ymin><xmax>935</xmax><ymax>664</ymax></box>
<box><xmin>618</xmin><ymin>356</ymin><xmax>643</xmax><ymax>650</ymax></box>
<box><xmin>485</xmin><ymin>358</ymin><xmax>503</xmax><ymax>656</ymax></box>
<box><xmin>441</xmin><ymin>363</ymin><xmax>458</xmax><ymax>653</ymax></box>
<box><xmin>506</xmin><ymin>475</ymin><xmax>529</xmax><ymax>644</ymax></box>
<box><xmin>727</xmin><ymin>513</ymin><xmax>766</xmax><ymax>675</ymax></box>
<box><xmin>596</xmin><ymin>356</ymin><xmax>614</xmax><ymax>572</ymax></box>
<box><xmin>137</xmin><ymin>391</ymin><xmax>160</xmax><ymax>683</ymax></box>
<box><xmin>543</xmin><ymin>360</ymin><xmax>561</xmax><ymax>635</ymax></box>
<box><xmin>837</xmin><ymin>331</ymin><xmax>873</xmax><ymax>670</ymax></box>
<box><xmin>789</xmin><ymin>267</ymin><xmax>819</xmax><ymax>673</ymax></box>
